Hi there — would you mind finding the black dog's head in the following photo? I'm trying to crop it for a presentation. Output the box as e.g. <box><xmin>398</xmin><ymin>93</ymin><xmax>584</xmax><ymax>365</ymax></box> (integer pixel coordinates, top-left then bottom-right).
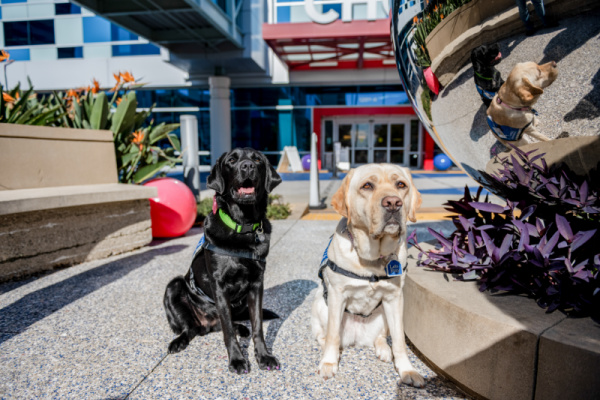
<box><xmin>471</xmin><ymin>43</ymin><xmax>502</xmax><ymax>69</ymax></box>
<box><xmin>207</xmin><ymin>148</ymin><xmax>282</xmax><ymax>205</ymax></box>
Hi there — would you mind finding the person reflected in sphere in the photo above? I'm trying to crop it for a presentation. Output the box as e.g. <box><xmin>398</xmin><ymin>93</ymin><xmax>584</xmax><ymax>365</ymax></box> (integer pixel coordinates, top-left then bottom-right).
<box><xmin>515</xmin><ymin>0</ymin><xmax>557</xmax><ymax>36</ymax></box>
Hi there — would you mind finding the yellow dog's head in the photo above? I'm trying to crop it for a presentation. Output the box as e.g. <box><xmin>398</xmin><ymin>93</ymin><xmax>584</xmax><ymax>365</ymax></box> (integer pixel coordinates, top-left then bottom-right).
<box><xmin>331</xmin><ymin>164</ymin><xmax>421</xmax><ymax>238</ymax></box>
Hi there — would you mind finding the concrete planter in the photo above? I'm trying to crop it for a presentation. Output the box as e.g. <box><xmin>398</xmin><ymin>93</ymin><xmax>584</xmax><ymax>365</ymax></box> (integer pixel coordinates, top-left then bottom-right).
<box><xmin>0</xmin><ymin>124</ymin><xmax>157</xmax><ymax>281</ymax></box>
<box><xmin>405</xmin><ymin>243</ymin><xmax>600</xmax><ymax>400</ymax></box>
<box><xmin>425</xmin><ymin>0</ymin><xmax>514</xmax><ymax>63</ymax></box>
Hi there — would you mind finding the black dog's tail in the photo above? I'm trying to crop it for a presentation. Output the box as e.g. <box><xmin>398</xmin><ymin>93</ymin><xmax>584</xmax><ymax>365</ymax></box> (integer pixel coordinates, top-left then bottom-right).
<box><xmin>233</xmin><ymin>308</ymin><xmax>280</xmax><ymax>321</ymax></box>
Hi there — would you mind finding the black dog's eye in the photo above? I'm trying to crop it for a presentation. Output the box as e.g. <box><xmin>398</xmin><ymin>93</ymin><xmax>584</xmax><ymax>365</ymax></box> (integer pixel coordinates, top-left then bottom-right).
<box><xmin>227</xmin><ymin>157</ymin><xmax>236</xmax><ymax>164</ymax></box>
<box><xmin>253</xmin><ymin>156</ymin><xmax>262</xmax><ymax>163</ymax></box>
<box><xmin>397</xmin><ymin>181</ymin><xmax>406</xmax><ymax>189</ymax></box>
<box><xmin>361</xmin><ymin>182</ymin><xmax>373</xmax><ymax>190</ymax></box>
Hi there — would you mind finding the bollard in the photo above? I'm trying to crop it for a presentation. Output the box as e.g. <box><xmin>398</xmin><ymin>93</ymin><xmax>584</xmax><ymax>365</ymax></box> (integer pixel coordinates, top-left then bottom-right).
<box><xmin>180</xmin><ymin>115</ymin><xmax>201</xmax><ymax>202</ymax></box>
<box><xmin>309</xmin><ymin>132</ymin><xmax>326</xmax><ymax>209</ymax></box>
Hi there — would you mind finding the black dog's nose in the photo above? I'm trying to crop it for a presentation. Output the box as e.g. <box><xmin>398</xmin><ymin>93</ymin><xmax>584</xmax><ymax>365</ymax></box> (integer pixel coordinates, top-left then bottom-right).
<box><xmin>240</xmin><ymin>160</ymin><xmax>256</xmax><ymax>172</ymax></box>
<box><xmin>382</xmin><ymin>196</ymin><xmax>402</xmax><ymax>212</ymax></box>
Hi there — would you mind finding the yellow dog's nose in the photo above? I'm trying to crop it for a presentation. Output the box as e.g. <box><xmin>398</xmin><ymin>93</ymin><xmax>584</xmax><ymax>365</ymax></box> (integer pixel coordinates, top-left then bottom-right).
<box><xmin>382</xmin><ymin>196</ymin><xmax>402</xmax><ymax>212</ymax></box>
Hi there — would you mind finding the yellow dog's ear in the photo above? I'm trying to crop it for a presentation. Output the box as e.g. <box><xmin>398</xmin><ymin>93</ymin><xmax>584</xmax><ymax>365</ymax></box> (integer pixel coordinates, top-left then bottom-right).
<box><xmin>407</xmin><ymin>174</ymin><xmax>422</xmax><ymax>223</ymax></box>
<box><xmin>518</xmin><ymin>77</ymin><xmax>544</xmax><ymax>104</ymax></box>
<box><xmin>331</xmin><ymin>169</ymin><xmax>354</xmax><ymax>221</ymax></box>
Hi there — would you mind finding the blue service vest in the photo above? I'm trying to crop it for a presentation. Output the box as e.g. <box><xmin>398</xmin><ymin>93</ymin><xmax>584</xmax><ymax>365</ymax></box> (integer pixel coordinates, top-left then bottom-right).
<box><xmin>476</xmin><ymin>84</ymin><xmax>496</xmax><ymax>101</ymax></box>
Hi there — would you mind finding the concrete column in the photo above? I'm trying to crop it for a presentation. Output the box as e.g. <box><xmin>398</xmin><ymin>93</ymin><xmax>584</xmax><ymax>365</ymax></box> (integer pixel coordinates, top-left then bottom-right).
<box><xmin>209</xmin><ymin>76</ymin><xmax>232</xmax><ymax>165</ymax></box>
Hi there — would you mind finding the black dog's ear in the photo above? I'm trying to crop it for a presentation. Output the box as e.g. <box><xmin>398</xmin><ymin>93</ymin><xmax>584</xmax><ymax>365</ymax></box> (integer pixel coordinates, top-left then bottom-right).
<box><xmin>264</xmin><ymin>156</ymin><xmax>282</xmax><ymax>193</ymax></box>
<box><xmin>207</xmin><ymin>152</ymin><xmax>227</xmax><ymax>194</ymax></box>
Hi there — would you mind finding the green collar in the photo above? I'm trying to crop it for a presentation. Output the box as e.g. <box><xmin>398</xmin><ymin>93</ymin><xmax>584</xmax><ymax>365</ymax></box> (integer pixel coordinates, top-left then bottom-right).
<box><xmin>218</xmin><ymin>208</ymin><xmax>261</xmax><ymax>234</ymax></box>
<box><xmin>474</xmin><ymin>71</ymin><xmax>492</xmax><ymax>80</ymax></box>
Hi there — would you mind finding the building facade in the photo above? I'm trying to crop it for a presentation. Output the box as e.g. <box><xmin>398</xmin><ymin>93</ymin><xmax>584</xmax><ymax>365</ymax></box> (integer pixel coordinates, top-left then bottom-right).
<box><xmin>1</xmin><ymin>0</ymin><xmax>433</xmax><ymax>168</ymax></box>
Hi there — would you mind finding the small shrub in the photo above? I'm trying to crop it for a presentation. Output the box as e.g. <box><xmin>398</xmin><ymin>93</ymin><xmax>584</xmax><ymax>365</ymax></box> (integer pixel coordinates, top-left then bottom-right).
<box><xmin>196</xmin><ymin>194</ymin><xmax>291</xmax><ymax>221</ymax></box>
<box><xmin>409</xmin><ymin>147</ymin><xmax>600</xmax><ymax>322</ymax></box>
<box><xmin>421</xmin><ymin>88</ymin><xmax>432</xmax><ymax>120</ymax></box>
<box><xmin>197</xmin><ymin>197</ymin><xmax>213</xmax><ymax>220</ymax></box>
<box><xmin>267</xmin><ymin>194</ymin><xmax>292</xmax><ymax>220</ymax></box>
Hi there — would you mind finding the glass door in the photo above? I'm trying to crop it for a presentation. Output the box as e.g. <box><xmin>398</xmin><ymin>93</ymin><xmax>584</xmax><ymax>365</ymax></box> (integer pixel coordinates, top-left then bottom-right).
<box><xmin>323</xmin><ymin>117</ymin><xmax>422</xmax><ymax>168</ymax></box>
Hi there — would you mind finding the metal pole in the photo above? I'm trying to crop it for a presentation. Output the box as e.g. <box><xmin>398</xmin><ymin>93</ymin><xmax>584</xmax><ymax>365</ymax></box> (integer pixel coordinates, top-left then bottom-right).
<box><xmin>180</xmin><ymin>115</ymin><xmax>201</xmax><ymax>202</ymax></box>
<box><xmin>309</xmin><ymin>132</ymin><xmax>326</xmax><ymax>209</ymax></box>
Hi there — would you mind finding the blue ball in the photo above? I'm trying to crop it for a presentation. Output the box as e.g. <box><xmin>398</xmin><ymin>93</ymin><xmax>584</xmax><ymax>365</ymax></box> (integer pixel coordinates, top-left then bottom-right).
<box><xmin>433</xmin><ymin>154</ymin><xmax>452</xmax><ymax>171</ymax></box>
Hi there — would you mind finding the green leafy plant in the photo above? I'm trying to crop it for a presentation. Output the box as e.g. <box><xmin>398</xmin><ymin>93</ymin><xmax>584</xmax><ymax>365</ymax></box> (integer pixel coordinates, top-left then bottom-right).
<box><xmin>421</xmin><ymin>88</ymin><xmax>433</xmax><ymax>120</ymax></box>
<box><xmin>196</xmin><ymin>194</ymin><xmax>291</xmax><ymax>221</ymax></box>
<box><xmin>41</xmin><ymin>73</ymin><xmax>180</xmax><ymax>184</ymax></box>
<box><xmin>412</xmin><ymin>0</ymin><xmax>473</xmax><ymax>67</ymax></box>
<box><xmin>1</xmin><ymin>67</ymin><xmax>181</xmax><ymax>184</ymax></box>
<box><xmin>267</xmin><ymin>194</ymin><xmax>292</xmax><ymax>220</ymax></box>
<box><xmin>1</xmin><ymin>82</ymin><xmax>64</xmax><ymax>126</ymax></box>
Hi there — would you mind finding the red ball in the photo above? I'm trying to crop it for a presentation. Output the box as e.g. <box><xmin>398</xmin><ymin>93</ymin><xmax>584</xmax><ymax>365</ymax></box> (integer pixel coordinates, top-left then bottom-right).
<box><xmin>143</xmin><ymin>178</ymin><xmax>196</xmax><ymax>238</ymax></box>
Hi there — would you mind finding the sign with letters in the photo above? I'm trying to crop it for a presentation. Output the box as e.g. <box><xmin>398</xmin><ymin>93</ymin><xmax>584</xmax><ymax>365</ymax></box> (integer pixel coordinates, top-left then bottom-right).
<box><xmin>304</xmin><ymin>0</ymin><xmax>389</xmax><ymax>24</ymax></box>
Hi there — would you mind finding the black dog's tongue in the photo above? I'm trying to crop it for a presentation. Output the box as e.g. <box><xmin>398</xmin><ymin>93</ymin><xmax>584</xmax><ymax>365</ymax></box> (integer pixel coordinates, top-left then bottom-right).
<box><xmin>494</xmin><ymin>52</ymin><xmax>502</xmax><ymax>61</ymax></box>
<box><xmin>238</xmin><ymin>187</ymin><xmax>255</xmax><ymax>195</ymax></box>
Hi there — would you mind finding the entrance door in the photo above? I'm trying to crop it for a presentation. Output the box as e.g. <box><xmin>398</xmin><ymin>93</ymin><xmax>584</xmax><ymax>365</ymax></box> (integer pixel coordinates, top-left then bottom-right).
<box><xmin>326</xmin><ymin>117</ymin><xmax>421</xmax><ymax>167</ymax></box>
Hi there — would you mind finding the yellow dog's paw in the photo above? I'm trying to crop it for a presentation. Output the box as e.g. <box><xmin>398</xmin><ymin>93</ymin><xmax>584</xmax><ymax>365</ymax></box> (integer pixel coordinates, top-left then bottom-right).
<box><xmin>318</xmin><ymin>362</ymin><xmax>338</xmax><ymax>380</ymax></box>
<box><xmin>400</xmin><ymin>369</ymin><xmax>425</xmax><ymax>388</ymax></box>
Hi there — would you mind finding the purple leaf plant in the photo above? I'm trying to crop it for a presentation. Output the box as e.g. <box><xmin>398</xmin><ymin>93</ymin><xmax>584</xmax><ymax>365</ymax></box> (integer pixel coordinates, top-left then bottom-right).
<box><xmin>408</xmin><ymin>147</ymin><xmax>600</xmax><ymax>322</ymax></box>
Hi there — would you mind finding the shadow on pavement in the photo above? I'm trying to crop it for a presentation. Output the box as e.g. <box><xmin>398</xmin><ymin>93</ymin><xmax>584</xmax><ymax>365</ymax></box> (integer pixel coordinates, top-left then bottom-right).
<box><xmin>263</xmin><ymin>279</ymin><xmax>318</xmax><ymax>349</ymax></box>
<box><xmin>0</xmin><ymin>244</ymin><xmax>187</xmax><ymax>345</ymax></box>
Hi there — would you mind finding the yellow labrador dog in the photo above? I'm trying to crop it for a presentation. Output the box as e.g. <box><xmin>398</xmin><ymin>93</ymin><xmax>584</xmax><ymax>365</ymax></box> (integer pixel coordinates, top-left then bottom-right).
<box><xmin>486</xmin><ymin>61</ymin><xmax>558</xmax><ymax>147</ymax></box>
<box><xmin>311</xmin><ymin>164</ymin><xmax>424</xmax><ymax>387</ymax></box>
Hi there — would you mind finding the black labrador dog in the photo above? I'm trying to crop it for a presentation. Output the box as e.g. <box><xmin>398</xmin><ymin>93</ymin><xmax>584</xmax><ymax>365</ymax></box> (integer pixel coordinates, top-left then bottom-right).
<box><xmin>471</xmin><ymin>43</ymin><xmax>504</xmax><ymax>107</ymax></box>
<box><xmin>163</xmin><ymin>147</ymin><xmax>282</xmax><ymax>374</ymax></box>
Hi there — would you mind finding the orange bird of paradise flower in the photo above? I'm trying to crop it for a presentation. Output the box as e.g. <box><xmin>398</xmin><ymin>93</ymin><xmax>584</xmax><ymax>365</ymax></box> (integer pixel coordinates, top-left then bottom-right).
<box><xmin>132</xmin><ymin>130</ymin><xmax>145</xmax><ymax>150</ymax></box>
<box><xmin>3</xmin><ymin>92</ymin><xmax>15</xmax><ymax>102</ymax></box>
<box><xmin>91</xmin><ymin>79</ymin><xmax>100</xmax><ymax>94</ymax></box>
<box><xmin>0</xmin><ymin>50</ymin><xmax>9</xmax><ymax>62</ymax></box>
<box><xmin>120</xmin><ymin>71</ymin><xmax>135</xmax><ymax>83</ymax></box>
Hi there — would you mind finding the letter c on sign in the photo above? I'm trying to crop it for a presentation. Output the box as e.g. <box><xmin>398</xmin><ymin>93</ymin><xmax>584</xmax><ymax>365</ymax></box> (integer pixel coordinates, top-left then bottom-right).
<box><xmin>305</xmin><ymin>0</ymin><xmax>338</xmax><ymax>24</ymax></box>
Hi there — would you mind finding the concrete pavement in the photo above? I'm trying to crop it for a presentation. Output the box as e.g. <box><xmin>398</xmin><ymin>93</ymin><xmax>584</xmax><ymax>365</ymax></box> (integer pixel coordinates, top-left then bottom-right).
<box><xmin>0</xmin><ymin>171</ymin><xmax>483</xmax><ymax>399</ymax></box>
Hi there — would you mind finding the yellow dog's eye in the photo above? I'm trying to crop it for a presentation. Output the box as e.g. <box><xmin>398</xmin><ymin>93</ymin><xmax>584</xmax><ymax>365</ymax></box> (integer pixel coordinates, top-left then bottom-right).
<box><xmin>397</xmin><ymin>181</ymin><xmax>406</xmax><ymax>189</ymax></box>
<box><xmin>361</xmin><ymin>182</ymin><xmax>373</xmax><ymax>190</ymax></box>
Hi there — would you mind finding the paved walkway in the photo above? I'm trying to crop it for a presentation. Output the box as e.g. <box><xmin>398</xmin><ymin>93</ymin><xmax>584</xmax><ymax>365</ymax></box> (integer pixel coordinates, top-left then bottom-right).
<box><xmin>0</xmin><ymin>173</ymin><xmax>479</xmax><ymax>399</ymax></box>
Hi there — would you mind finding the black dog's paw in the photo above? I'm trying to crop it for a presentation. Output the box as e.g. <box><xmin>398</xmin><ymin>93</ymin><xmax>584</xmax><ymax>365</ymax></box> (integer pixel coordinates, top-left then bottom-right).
<box><xmin>229</xmin><ymin>358</ymin><xmax>251</xmax><ymax>374</ymax></box>
<box><xmin>257</xmin><ymin>353</ymin><xmax>280</xmax><ymax>371</ymax></box>
<box><xmin>235</xmin><ymin>324</ymin><xmax>250</xmax><ymax>338</ymax></box>
<box><xmin>168</xmin><ymin>334</ymin><xmax>189</xmax><ymax>354</ymax></box>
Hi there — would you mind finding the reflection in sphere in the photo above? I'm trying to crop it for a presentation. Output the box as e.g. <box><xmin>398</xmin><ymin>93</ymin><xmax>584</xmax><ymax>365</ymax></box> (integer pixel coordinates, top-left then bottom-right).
<box><xmin>391</xmin><ymin>0</ymin><xmax>600</xmax><ymax>184</ymax></box>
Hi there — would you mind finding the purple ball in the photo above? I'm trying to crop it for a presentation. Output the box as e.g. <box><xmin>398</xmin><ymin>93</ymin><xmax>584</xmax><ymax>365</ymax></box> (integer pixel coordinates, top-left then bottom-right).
<box><xmin>301</xmin><ymin>154</ymin><xmax>312</xmax><ymax>171</ymax></box>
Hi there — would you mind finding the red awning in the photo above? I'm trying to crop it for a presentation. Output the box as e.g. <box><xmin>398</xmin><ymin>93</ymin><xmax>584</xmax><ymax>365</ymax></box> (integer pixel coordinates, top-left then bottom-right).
<box><xmin>262</xmin><ymin>18</ymin><xmax>395</xmax><ymax>70</ymax></box>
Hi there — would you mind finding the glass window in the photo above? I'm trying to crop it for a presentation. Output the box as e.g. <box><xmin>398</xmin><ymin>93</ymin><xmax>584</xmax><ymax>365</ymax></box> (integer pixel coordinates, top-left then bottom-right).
<box><xmin>83</xmin><ymin>17</ymin><xmax>111</xmax><ymax>42</ymax></box>
<box><xmin>112</xmin><ymin>43</ymin><xmax>160</xmax><ymax>56</ymax></box>
<box><xmin>410</xmin><ymin>120</ymin><xmax>419</xmax><ymax>151</ymax></box>
<box><xmin>55</xmin><ymin>3</ymin><xmax>81</xmax><ymax>15</ymax></box>
<box><xmin>3</xmin><ymin>20</ymin><xmax>54</xmax><ymax>46</ymax></box>
<box><xmin>7</xmin><ymin>48</ymin><xmax>29</xmax><ymax>61</ymax></box>
<box><xmin>391</xmin><ymin>150</ymin><xmax>404</xmax><ymax>164</ymax></box>
<box><xmin>111</xmin><ymin>24</ymin><xmax>138</xmax><ymax>41</ymax></box>
<box><xmin>276</xmin><ymin>6</ymin><xmax>290</xmax><ymax>23</ymax></box>
<box><xmin>374</xmin><ymin>124</ymin><xmax>388</xmax><ymax>148</ymax></box>
<box><xmin>324</xmin><ymin>120</ymin><xmax>333</xmax><ymax>152</ymax></box>
<box><xmin>374</xmin><ymin>150</ymin><xmax>387</xmax><ymax>163</ymax></box>
<box><xmin>3</xmin><ymin>21</ymin><xmax>28</xmax><ymax>46</ymax></box>
<box><xmin>339</xmin><ymin>124</ymin><xmax>352</xmax><ymax>148</ymax></box>
<box><xmin>391</xmin><ymin>124</ymin><xmax>405</xmax><ymax>148</ymax></box>
<box><xmin>29</xmin><ymin>20</ymin><xmax>55</xmax><ymax>45</ymax></box>
<box><xmin>57</xmin><ymin>46</ymin><xmax>83</xmax><ymax>59</ymax></box>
